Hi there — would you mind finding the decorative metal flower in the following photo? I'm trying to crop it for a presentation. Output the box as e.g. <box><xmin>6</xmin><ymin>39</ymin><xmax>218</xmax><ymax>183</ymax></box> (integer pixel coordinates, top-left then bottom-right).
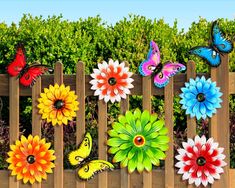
<box><xmin>107</xmin><ymin>109</ymin><xmax>169</xmax><ymax>173</ymax></box>
<box><xmin>7</xmin><ymin>135</ymin><xmax>56</xmax><ymax>184</ymax></box>
<box><xmin>175</xmin><ymin>135</ymin><xmax>226</xmax><ymax>187</ymax></box>
<box><xmin>179</xmin><ymin>76</ymin><xmax>222</xmax><ymax>120</ymax></box>
<box><xmin>90</xmin><ymin>59</ymin><xmax>134</xmax><ymax>103</ymax></box>
<box><xmin>37</xmin><ymin>84</ymin><xmax>79</xmax><ymax>126</ymax></box>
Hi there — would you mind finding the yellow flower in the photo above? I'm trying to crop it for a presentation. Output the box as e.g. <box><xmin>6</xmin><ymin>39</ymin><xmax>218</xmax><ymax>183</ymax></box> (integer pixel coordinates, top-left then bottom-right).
<box><xmin>7</xmin><ymin>135</ymin><xmax>56</xmax><ymax>184</ymax></box>
<box><xmin>37</xmin><ymin>84</ymin><xmax>79</xmax><ymax>126</ymax></box>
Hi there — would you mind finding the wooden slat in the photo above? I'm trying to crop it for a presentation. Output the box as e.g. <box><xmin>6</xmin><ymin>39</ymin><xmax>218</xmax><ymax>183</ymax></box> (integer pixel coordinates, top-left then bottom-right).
<box><xmin>186</xmin><ymin>61</ymin><xmax>197</xmax><ymax>188</ymax></box>
<box><xmin>76</xmin><ymin>62</ymin><xmax>86</xmax><ymax>188</ymax></box>
<box><xmin>32</xmin><ymin>77</ymin><xmax>42</xmax><ymax>188</ymax></box>
<box><xmin>120</xmin><ymin>95</ymin><xmax>130</xmax><ymax>188</ymax></box>
<box><xmin>98</xmin><ymin>100</ymin><xmax>108</xmax><ymax>188</ymax></box>
<box><xmin>9</xmin><ymin>76</ymin><xmax>20</xmax><ymax>188</ymax></box>
<box><xmin>0</xmin><ymin>73</ymin><xmax>235</xmax><ymax>96</ymax></box>
<box><xmin>142</xmin><ymin>76</ymin><xmax>152</xmax><ymax>188</ymax></box>
<box><xmin>164</xmin><ymin>78</ymin><xmax>174</xmax><ymax>188</ymax></box>
<box><xmin>210</xmin><ymin>55</ymin><xmax>230</xmax><ymax>188</ymax></box>
<box><xmin>54</xmin><ymin>62</ymin><xmax>64</xmax><ymax>188</ymax></box>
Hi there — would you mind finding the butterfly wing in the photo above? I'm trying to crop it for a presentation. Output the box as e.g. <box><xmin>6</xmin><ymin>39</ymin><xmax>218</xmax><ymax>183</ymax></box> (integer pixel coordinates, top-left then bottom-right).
<box><xmin>68</xmin><ymin>133</ymin><xmax>92</xmax><ymax>166</ymax></box>
<box><xmin>77</xmin><ymin>160</ymin><xmax>114</xmax><ymax>180</ymax></box>
<box><xmin>19</xmin><ymin>64</ymin><xmax>53</xmax><ymax>87</ymax></box>
<box><xmin>153</xmin><ymin>62</ymin><xmax>186</xmax><ymax>88</ymax></box>
<box><xmin>7</xmin><ymin>44</ymin><xmax>26</xmax><ymax>76</ymax></box>
<box><xmin>189</xmin><ymin>46</ymin><xmax>221</xmax><ymax>67</ymax></box>
<box><xmin>212</xmin><ymin>21</ymin><xmax>233</xmax><ymax>53</ymax></box>
<box><xmin>139</xmin><ymin>40</ymin><xmax>161</xmax><ymax>76</ymax></box>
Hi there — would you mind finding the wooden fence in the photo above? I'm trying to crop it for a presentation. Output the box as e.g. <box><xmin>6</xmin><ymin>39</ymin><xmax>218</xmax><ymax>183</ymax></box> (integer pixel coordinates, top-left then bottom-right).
<box><xmin>0</xmin><ymin>55</ymin><xmax>235</xmax><ymax>188</ymax></box>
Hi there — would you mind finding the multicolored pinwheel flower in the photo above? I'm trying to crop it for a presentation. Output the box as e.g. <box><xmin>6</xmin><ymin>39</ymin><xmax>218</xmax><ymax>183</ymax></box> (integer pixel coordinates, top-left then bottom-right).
<box><xmin>107</xmin><ymin>109</ymin><xmax>169</xmax><ymax>173</ymax></box>
<box><xmin>175</xmin><ymin>135</ymin><xmax>226</xmax><ymax>187</ymax></box>
<box><xmin>37</xmin><ymin>84</ymin><xmax>79</xmax><ymax>126</ymax></box>
<box><xmin>7</xmin><ymin>135</ymin><xmax>56</xmax><ymax>184</ymax></box>
<box><xmin>90</xmin><ymin>59</ymin><xmax>134</xmax><ymax>103</ymax></box>
<box><xmin>179</xmin><ymin>76</ymin><xmax>222</xmax><ymax>120</ymax></box>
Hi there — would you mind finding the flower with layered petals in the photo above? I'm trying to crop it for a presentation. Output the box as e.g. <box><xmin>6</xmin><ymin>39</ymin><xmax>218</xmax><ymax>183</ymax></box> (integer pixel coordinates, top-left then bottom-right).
<box><xmin>37</xmin><ymin>84</ymin><xmax>79</xmax><ymax>126</ymax></box>
<box><xmin>90</xmin><ymin>59</ymin><xmax>134</xmax><ymax>103</ymax></box>
<box><xmin>179</xmin><ymin>76</ymin><xmax>222</xmax><ymax>120</ymax></box>
<box><xmin>7</xmin><ymin>135</ymin><xmax>56</xmax><ymax>184</ymax></box>
<box><xmin>107</xmin><ymin>109</ymin><xmax>169</xmax><ymax>173</ymax></box>
<box><xmin>175</xmin><ymin>135</ymin><xmax>226</xmax><ymax>187</ymax></box>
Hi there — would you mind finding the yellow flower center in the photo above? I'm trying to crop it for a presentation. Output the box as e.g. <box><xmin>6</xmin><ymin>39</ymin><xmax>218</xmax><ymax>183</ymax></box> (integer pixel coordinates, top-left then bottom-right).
<box><xmin>27</xmin><ymin>155</ymin><xmax>36</xmax><ymax>164</ymax></box>
<box><xmin>54</xmin><ymin>100</ymin><xmax>64</xmax><ymax>109</ymax></box>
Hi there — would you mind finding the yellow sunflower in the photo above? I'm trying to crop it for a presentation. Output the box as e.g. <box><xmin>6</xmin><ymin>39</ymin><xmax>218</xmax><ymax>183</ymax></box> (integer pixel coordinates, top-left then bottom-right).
<box><xmin>7</xmin><ymin>135</ymin><xmax>56</xmax><ymax>184</ymax></box>
<box><xmin>37</xmin><ymin>83</ymin><xmax>79</xmax><ymax>126</ymax></box>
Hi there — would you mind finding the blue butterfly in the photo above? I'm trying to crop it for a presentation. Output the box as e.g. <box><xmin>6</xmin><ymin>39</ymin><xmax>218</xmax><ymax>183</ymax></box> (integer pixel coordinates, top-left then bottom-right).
<box><xmin>189</xmin><ymin>21</ymin><xmax>233</xmax><ymax>67</ymax></box>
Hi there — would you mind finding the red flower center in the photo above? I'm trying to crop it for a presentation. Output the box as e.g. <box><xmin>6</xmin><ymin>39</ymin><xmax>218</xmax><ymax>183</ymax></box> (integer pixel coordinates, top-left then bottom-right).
<box><xmin>27</xmin><ymin>155</ymin><xmax>36</xmax><ymax>164</ymax></box>
<box><xmin>196</xmin><ymin>156</ymin><xmax>206</xmax><ymax>166</ymax></box>
<box><xmin>54</xmin><ymin>100</ymin><xmax>64</xmax><ymax>109</ymax></box>
<box><xmin>133</xmin><ymin>135</ymin><xmax>145</xmax><ymax>147</ymax></box>
<box><xmin>108</xmin><ymin>77</ymin><xmax>117</xmax><ymax>86</ymax></box>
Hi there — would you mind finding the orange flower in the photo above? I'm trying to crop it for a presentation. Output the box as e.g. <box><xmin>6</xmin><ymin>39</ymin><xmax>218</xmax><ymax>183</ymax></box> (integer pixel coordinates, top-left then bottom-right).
<box><xmin>90</xmin><ymin>59</ymin><xmax>134</xmax><ymax>103</ymax></box>
<box><xmin>7</xmin><ymin>135</ymin><xmax>56</xmax><ymax>184</ymax></box>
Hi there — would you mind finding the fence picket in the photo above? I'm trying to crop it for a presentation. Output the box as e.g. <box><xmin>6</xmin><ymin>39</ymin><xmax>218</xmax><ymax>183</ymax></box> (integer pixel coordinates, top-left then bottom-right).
<box><xmin>142</xmin><ymin>76</ymin><xmax>152</xmax><ymax>188</ymax></box>
<box><xmin>164</xmin><ymin>78</ymin><xmax>174</xmax><ymax>188</ymax></box>
<box><xmin>98</xmin><ymin>100</ymin><xmax>108</xmax><ymax>188</ymax></box>
<box><xmin>210</xmin><ymin>54</ymin><xmax>230</xmax><ymax>188</ymax></box>
<box><xmin>32</xmin><ymin>77</ymin><xmax>42</xmax><ymax>188</ymax></box>
<box><xmin>76</xmin><ymin>62</ymin><xmax>86</xmax><ymax>188</ymax></box>
<box><xmin>54</xmin><ymin>62</ymin><xmax>64</xmax><ymax>188</ymax></box>
<box><xmin>120</xmin><ymin>92</ymin><xmax>130</xmax><ymax>188</ymax></box>
<box><xmin>9</xmin><ymin>77</ymin><xmax>20</xmax><ymax>188</ymax></box>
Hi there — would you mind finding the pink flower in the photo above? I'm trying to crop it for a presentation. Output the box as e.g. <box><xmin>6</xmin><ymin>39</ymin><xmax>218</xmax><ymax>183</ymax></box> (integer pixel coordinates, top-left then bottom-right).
<box><xmin>175</xmin><ymin>135</ymin><xmax>226</xmax><ymax>187</ymax></box>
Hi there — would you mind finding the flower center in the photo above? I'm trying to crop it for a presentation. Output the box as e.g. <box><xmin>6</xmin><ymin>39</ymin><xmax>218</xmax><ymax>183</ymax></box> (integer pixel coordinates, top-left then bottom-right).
<box><xmin>108</xmin><ymin>77</ymin><xmax>117</xmax><ymax>86</ymax></box>
<box><xmin>133</xmin><ymin>135</ymin><xmax>145</xmax><ymax>147</ymax></box>
<box><xmin>27</xmin><ymin>155</ymin><xmax>36</xmax><ymax>164</ymax></box>
<box><xmin>196</xmin><ymin>156</ymin><xmax>206</xmax><ymax>166</ymax></box>
<box><xmin>196</xmin><ymin>93</ymin><xmax>205</xmax><ymax>102</ymax></box>
<box><xmin>54</xmin><ymin>100</ymin><xmax>64</xmax><ymax>109</ymax></box>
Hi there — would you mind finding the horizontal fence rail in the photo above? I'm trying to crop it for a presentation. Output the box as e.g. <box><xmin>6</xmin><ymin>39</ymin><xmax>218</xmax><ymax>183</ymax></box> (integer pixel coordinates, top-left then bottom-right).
<box><xmin>0</xmin><ymin>58</ymin><xmax>234</xmax><ymax>188</ymax></box>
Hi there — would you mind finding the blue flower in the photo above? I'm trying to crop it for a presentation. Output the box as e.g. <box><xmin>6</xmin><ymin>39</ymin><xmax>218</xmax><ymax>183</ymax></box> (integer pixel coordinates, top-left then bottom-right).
<box><xmin>179</xmin><ymin>76</ymin><xmax>222</xmax><ymax>120</ymax></box>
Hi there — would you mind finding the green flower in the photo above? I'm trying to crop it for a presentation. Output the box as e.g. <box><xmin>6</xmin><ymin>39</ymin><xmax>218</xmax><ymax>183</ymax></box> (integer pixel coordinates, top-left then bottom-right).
<box><xmin>107</xmin><ymin>109</ymin><xmax>169</xmax><ymax>173</ymax></box>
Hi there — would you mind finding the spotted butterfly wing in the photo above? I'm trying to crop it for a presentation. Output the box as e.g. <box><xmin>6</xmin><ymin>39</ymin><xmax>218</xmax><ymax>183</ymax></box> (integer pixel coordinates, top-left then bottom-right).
<box><xmin>68</xmin><ymin>132</ymin><xmax>92</xmax><ymax>166</ymax></box>
<box><xmin>153</xmin><ymin>62</ymin><xmax>186</xmax><ymax>88</ymax></box>
<box><xmin>139</xmin><ymin>40</ymin><xmax>161</xmax><ymax>76</ymax></box>
<box><xmin>7</xmin><ymin>44</ymin><xmax>26</xmax><ymax>76</ymax></box>
<box><xmin>189</xmin><ymin>21</ymin><xmax>233</xmax><ymax>67</ymax></box>
<box><xmin>77</xmin><ymin>160</ymin><xmax>114</xmax><ymax>180</ymax></box>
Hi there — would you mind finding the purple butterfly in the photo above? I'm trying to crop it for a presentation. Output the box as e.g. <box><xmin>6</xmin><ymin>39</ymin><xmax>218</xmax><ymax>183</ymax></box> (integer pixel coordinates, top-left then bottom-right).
<box><xmin>139</xmin><ymin>40</ymin><xmax>186</xmax><ymax>88</ymax></box>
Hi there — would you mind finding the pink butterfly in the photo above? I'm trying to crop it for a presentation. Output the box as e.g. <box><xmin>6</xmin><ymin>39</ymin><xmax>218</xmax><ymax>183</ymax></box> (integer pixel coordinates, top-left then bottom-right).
<box><xmin>139</xmin><ymin>40</ymin><xmax>186</xmax><ymax>88</ymax></box>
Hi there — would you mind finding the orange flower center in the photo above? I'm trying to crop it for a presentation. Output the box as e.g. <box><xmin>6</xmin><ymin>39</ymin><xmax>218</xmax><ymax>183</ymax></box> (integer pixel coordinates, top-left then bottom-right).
<box><xmin>133</xmin><ymin>135</ymin><xmax>145</xmax><ymax>147</ymax></box>
<box><xmin>54</xmin><ymin>100</ymin><xmax>64</xmax><ymax>109</ymax></box>
<box><xmin>196</xmin><ymin>156</ymin><xmax>206</xmax><ymax>166</ymax></box>
<box><xmin>27</xmin><ymin>155</ymin><xmax>36</xmax><ymax>164</ymax></box>
<box><xmin>108</xmin><ymin>77</ymin><xmax>117</xmax><ymax>86</ymax></box>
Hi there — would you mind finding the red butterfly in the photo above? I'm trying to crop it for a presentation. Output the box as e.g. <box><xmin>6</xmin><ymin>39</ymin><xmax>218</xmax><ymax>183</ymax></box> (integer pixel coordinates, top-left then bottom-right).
<box><xmin>7</xmin><ymin>44</ymin><xmax>53</xmax><ymax>87</ymax></box>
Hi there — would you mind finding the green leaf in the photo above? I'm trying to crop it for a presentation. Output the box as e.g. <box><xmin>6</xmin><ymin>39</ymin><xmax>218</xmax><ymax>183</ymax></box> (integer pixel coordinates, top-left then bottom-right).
<box><xmin>150</xmin><ymin>113</ymin><xmax>158</xmax><ymax>123</ymax></box>
<box><xmin>157</xmin><ymin>144</ymin><xmax>169</xmax><ymax>151</ymax></box>
<box><xmin>145</xmin><ymin>148</ymin><xmax>155</xmax><ymax>159</ymax></box>
<box><xmin>108</xmin><ymin>147</ymin><xmax>120</xmax><ymax>154</ymax></box>
<box><xmin>155</xmin><ymin>136</ymin><xmax>170</xmax><ymax>144</ymax></box>
<box><xmin>153</xmin><ymin>148</ymin><xmax>166</xmax><ymax>160</ymax></box>
<box><xmin>146</xmin><ymin>132</ymin><xmax>159</xmax><ymax>139</ymax></box>
<box><xmin>125</xmin><ymin>124</ymin><xmax>135</xmax><ymax>135</ymax></box>
<box><xmin>127</xmin><ymin>147</ymin><xmax>137</xmax><ymax>160</ymax></box>
<box><xmin>158</xmin><ymin>127</ymin><xmax>168</xmax><ymax>135</ymax></box>
<box><xmin>141</xmin><ymin>110</ymin><xmax>150</xmax><ymax>126</ymax></box>
<box><xmin>135</xmin><ymin>119</ymin><xmax>142</xmax><ymax>132</ymax></box>
<box><xmin>119</xmin><ymin>133</ymin><xmax>131</xmax><ymax>140</ymax></box>
<box><xmin>118</xmin><ymin>115</ymin><xmax>127</xmax><ymax>125</ymax></box>
<box><xmin>120</xmin><ymin>157</ymin><xmax>128</xmax><ymax>168</ymax></box>
<box><xmin>113</xmin><ymin>149</ymin><xmax>128</xmax><ymax>163</ymax></box>
<box><xmin>134</xmin><ymin>108</ymin><xmax>141</xmax><ymax>120</ymax></box>
<box><xmin>128</xmin><ymin>154</ymin><xmax>138</xmax><ymax>173</ymax></box>
<box><xmin>150</xmin><ymin>157</ymin><xmax>160</xmax><ymax>166</ymax></box>
<box><xmin>107</xmin><ymin>138</ymin><xmax>126</xmax><ymax>147</ymax></box>
<box><xmin>137</xmin><ymin>149</ymin><xmax>143</xmax><ymax>163</ymax></box>
<box><xmin>143</xmin><ymin>122</ymin><xmax>152</xmax><ymax>133</ymax></box>
<box><xmin>108</xmin><ymin>129</ymin><xmax>119</xmax><ymax>137</ymax></box>
<box><xmin>143</xmin><ymin>154</ymin><xmax>152</xmax><ymax>172</ymax></box>
<box><xmin>112</xmin><ymin>122</ymin><xmax>131</xmax><ymax>136</ymax></box>
<box><xmin>120</xmin><ymin>142</ymin><xmax>133</xmax><ymax>150</ymax></box>
<box><xmin>137</xmin><ymin>162</ymin><xmax>145</xmax><ymax>173</ymax></box>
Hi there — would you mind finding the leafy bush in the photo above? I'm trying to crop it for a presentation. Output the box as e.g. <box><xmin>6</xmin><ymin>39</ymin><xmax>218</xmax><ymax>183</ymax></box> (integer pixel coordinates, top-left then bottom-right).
<box><xmin>0</xmin><ymin>14</ymin><xmax>235</xmax><ymax>169</ymax></box>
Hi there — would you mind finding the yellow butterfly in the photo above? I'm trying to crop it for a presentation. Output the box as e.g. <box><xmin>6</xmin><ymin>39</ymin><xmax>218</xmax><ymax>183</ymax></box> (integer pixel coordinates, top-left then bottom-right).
<box><xmin>68</xmin><ymin>132</ymin><xmax>114</xmax><ymax>180</ymax></box>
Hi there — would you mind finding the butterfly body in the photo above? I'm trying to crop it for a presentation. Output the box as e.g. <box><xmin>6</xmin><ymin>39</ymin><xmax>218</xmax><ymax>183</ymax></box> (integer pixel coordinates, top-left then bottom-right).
<box><xmin>68</xmin><ymin>133</ymin><xmax>114</xmax><ymax>181</ymax></box>
<box><xmin>139</xmin><ymin>40</ymin><xmax>186</xmax><ymax>88</ymax></box>
<box><xmin>189</xmin><ymin>21</ymin><xmax>233</xmax><ymax>67</ymax></box>
<box><xmin>7</xmin><ymin>44</ymin><xmax>52</xmax><ymax>87</ymax></box>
